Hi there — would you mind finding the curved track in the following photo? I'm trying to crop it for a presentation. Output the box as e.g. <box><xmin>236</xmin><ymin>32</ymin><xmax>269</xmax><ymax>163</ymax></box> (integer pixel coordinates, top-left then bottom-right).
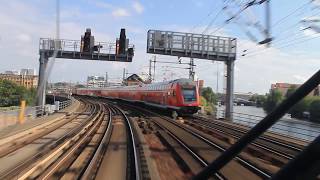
<box><xmin>118</xmin><ymin>102</ymin><xmax>272</xmax><ymax>180</ymax></box>
<box><xmin>0</xmin><ymin>97</ymin><xmax>142</xmax><ymax>180</ymax></box>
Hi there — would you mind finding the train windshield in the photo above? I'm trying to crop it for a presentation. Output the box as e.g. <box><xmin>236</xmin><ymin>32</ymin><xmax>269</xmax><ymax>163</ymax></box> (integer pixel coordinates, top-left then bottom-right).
<box><xmin>182</xmin><ymin>88</ymin><xmax>196</xmax><ymax>102</ymax></box>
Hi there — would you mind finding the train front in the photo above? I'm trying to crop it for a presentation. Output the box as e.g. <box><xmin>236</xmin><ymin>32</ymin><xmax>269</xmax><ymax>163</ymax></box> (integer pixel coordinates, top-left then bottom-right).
<box><xmin>175</xmin><ymin>79</ymin><xmax>200</xmax><ymax>114</ymax></box>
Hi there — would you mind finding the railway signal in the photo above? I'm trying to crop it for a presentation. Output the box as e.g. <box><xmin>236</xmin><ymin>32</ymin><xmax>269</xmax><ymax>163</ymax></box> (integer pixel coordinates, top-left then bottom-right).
<box><xmin>37</xmin><ymin>28</ymin><xmax>135</xmax><ymax>108</ymax></box>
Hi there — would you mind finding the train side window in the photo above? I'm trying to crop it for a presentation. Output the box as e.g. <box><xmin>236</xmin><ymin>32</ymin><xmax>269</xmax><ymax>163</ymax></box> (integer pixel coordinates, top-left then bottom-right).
<box><xmin>172</xmin><ymin>90</ymin><xmax>176</xmax><ymax>96</ymax></box>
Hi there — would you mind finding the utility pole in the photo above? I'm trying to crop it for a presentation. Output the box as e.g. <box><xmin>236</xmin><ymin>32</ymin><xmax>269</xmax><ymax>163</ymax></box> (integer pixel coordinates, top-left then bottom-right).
<box><xmin>123</xmin><ymin>68</ymin><xmax>126</xmax><ymax>82</ymax></box>
<box><xmin>216</xmin><ymin>63</ymin><xmax>219</xmax><ymax>93</ymax></box>
<box><xmin>189</xmin><ymin>58</ymin><xmax>195</xmax><ymax>81</ymax></box>
<box><xmin>153</xmin><ymin>55</ymin><xmax>156</xmax><ymax>81</ymax></box>
<box><xmin>149</xmin><ymin>59</ymin><xmax>152</xmax><ymax>82</ymax></box>
<box><xmin>105</xmin><ymin>72</ymin><xmax>108</xmax><ymax>87</ymax></box>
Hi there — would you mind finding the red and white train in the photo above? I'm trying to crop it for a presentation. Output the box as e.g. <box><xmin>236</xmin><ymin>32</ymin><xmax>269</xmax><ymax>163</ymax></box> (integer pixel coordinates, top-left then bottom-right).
<box><xmin>75</xmin><ymin>78</ymin><xmax>200</xmax><ymax>114</ymax></box>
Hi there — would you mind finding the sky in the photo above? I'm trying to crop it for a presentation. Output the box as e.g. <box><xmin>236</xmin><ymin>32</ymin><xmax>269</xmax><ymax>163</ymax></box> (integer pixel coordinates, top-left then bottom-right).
<box><xmin>0</xmin><ymin>0</ymin><xmax>319</xmax><ymax>94</ymax></box>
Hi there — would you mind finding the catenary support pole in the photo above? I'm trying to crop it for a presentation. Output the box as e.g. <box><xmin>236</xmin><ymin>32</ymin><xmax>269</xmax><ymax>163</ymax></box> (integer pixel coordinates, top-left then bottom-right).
<box><xmin>225</xmin><ymin>59</ymin><xmax>234</xmax><ymax>120</ymax></box>
<box><xmin>37</xmin><ymin>53</ymin><xmax>49</xmax><ymax>108</ymax></box>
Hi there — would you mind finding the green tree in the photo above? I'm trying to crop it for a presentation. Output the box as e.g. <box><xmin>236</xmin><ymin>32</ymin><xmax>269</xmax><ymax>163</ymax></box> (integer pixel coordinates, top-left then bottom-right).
<box><xmin>250</xmin><ymin>94</ymin><xmax>266</xmax><ymax>107</ymax></box>
<box><xmin>288</xmin><ymin>96</ymin><xmax>313</xmax><ymax>119</ymax></box>
<box><xmin>75</xmin><ymin>84</ymin><xmax>86</xmax><ymax>88</ymax></box>
<box><xmin>201</xmin><ymin>87</ymin><xmax>217</xmax><ymax>105</ymax></box>
<box><xmin>0</xmin><ymin>80</ymin><xmax>36</xmax><ymax>107</ymax></box>
<box><xmin>263</xmin><ymin>89</ymin><xmax>283</xmax><ymax>113</ymax></box>
<box><xmin>285</xmin><ymin>86</ymin><xmax>297</xmax><ymax>98</ymax></box>
<box><xmin>200</xmin><ymin>96</ymin><xmax>207</xmax><ymax>106</ymax></box>
<box><xmin>200</xmin><ymin>88</ymin><xmax>217</xmax><ymax>116</ymax></box>
<box><xmin>309</xmin><ymin>99</ymin><xmax>320</xmax><ymax>122</ymax></box>
<box><xmin>23</xmin><ymin>87</ymin><xmax>37</xmax><ymax>106</ymax></box>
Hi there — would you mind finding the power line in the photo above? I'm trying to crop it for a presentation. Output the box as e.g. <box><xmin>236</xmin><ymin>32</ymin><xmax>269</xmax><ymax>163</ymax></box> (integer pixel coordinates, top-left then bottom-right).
<box><xmin>202</xmin><ymin>9</ymin><xmax>224</xmax><ymax>34</ymax></box>
<box><xmin>191</xmin><ymin>2</ymin><xmax>219</xmax><ymax>33</ymax></box>
<box><xmin>242</xmin><ymin>7</ymin><xmax>320</xmax><ymax>55</ymax></box>
<box><xmin>206</xmin><ymin>0</ymin><xmax>235</xmax><ymax>35</ymax></box>
<box><xmin>242</xmin><ymin>32</ymin><xmax>320</xmax><ymax>58</ymax></box>
<box><xmin>272</xmin><ymin>1</ymin><xmax>312</xmax><ymax>28</ymax></box>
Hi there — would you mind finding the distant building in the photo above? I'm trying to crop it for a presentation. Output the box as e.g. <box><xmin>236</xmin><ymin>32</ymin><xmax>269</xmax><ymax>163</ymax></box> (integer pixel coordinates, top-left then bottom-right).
<box><xmin>124</xmin><ymin>74</ymin><xmax>145</xmax><ymax>86</ymax></box>
<box><xmin>4</xmin><ymin>70</ymin><xmax>19</xmax><ymax>75</ymax></box>
<box><xmin>198</xmin><ymin>80</ymin><xmax>204</xmax><ymax>89</ymax></box>
<box><xmin>0</xmin><ymin>73</ymin><xmax>38</xmax><ymax>89</ymax></box>
<box><xmin>87</xmin><ymin>76</ymin><xmax>105</xmax><ymax>88</ymax></box>
<box><xmin>48</xmin><ymin>82</ymin><xmax>73</xmax><ymax>95</ymax></box>
<box><xmin>20</xmin><ymin>68</ymin><xmax>36</xmax><ymax>76</ymax></box>
<box><xmin>234</xmin><ymin>92</ymin><xmax>254</xmax><ymax>101</ymax></box>
<box><xmin>271</xmin><ymin>83</ymin><xmax>320</xmax><ymax>96</ymax></box>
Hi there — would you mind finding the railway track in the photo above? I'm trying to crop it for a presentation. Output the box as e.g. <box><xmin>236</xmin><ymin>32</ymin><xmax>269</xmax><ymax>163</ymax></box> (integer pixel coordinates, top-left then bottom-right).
<box><xmin>118</xmin><ymin>102</ymin><xmax>272</xmax><ymax>180</ymax></box>
<box><xmin>0</xmin><ymin>98</ymin><xmax>90</xmax><ymax>158</ymax></box>
<box><xmin>118</xmin><ymin>100</ymin><xmax>307</xmax><ymax>173</ymax></box>
<box><xmin>32</xmin><ymin>101</ymin><xmax>106</xmax><ymax>179</ymax></box>
<box><xmin>93</xmin><ymin>102</ymin><xmax>141</xmax><ymax>180</ymax></box>
<box><xmin>0</xmin><ymin>98</ymin><xmax>100</xmax><ymax>179</ymax></box>
<box><xmin>0</xmin><ymin>97</ymin><xmax>143</xmax><ymax>180</ymax></box>
<box><xmin>1</xmin><ymin>96</ymin><xmax>307</xmax><ymax>179</ymax></box>
<box><xmin>188</xmin><ymin>115</ymin><xmax>304</xmax><ymax>161</ymax></box>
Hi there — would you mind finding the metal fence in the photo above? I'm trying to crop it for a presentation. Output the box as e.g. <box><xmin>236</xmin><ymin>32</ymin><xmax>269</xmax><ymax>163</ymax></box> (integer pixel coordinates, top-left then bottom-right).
<box><xmin>216</xmin><ymin>109</ymin><xmax>320</xmax><ymax>141</ymax></box>
<box><xmin>0</xmin><ymin>98</ymin><xmax>74</xmax><ymax>130</ymax></box>
<box><xmin>39</xmin><ymin>38</ymin><xmax>134</xmax><ymax>55</ymax></box>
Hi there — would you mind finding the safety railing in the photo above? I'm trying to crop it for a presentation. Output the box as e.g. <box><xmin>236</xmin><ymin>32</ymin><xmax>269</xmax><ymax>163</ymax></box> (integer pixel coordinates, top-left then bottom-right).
<box><xmin>216</xmin><ymin>109</ymin><xmax>320</xmax><ymax>141</ymax></box>
<box><xmin>147</xmin><ymin>30</ymin><xmax>236</xmax><ymax>54</ymax></box>
<box><xmin>55</xmin><ymin>98</ymin><xmax>73</xmax><ymax>111</ymax></box>
<box><xmin>39</xmin><ymin>38</ymin><xmax>134</xmax><ymax>55</ymax></box>
<box><xmin>0</xmin><ymin>98</ymin><xmax>74</xmax><ymax>130</ymax></box>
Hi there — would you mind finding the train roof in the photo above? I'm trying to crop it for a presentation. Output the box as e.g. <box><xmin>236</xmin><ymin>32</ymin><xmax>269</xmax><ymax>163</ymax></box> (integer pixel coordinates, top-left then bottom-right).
<box><xmin>77</xmin><ymin>78</ymin><xmax>196</xmax><ymax>91</ymax></box>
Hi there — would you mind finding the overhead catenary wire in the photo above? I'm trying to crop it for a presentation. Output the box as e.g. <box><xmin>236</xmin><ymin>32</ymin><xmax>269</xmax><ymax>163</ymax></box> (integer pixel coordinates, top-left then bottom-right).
<box><xmin>190</xmin><ymin>2</ymin><xmax>219</xmax><ymax>33</ymax></box>
<box><xmin>241</xmin><ymin>32</ymin><xmax>320</xmax><ymax>58</ymax></box>
<box><xmin>270</xmin><ymin>5</ymin><xmax>320</xmax><ymax>41</ymax></box>
<box><xmin>205</xmin><ymin>0</ymin><xmax>236</xmax><ymax>35</ymax></box>
<box><xmin>272</xmin><ymin>1</ymin><xmax>313</xmax><ymax>28</ymax></box>
<box><xmin>242</xmin><ymin>2</ymin><xmax>320</xmax><ymax>56</ymax></box>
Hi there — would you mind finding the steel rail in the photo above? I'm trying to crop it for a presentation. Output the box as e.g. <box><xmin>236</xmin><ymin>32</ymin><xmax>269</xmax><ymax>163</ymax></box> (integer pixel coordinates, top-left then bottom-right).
<box><xmin>119</xmin><ymin>102</ymin><xmax>270</xmax><ymax>179</ymax></box>
<box><xmin>112</xmin><ymin>104</ymin><xmax>141</xmax><ymax>180</ymax></box>
<box><xmin>189</xmin><ymin>118</ymin><xmax>300</xmax><ymax>160</ymax></box>
<box><xmin>153</xmin><ymin>119</ymin><xmax>225</xmax><ymax>180</ymax></box>
<box><xmin>0</xmin><ymin>98</ymin><xmax>89</xmax><ymax>158</ymax></box>
<box><xmin>81</xmin><ymin>104</ymin><xmax>113</xmax><ymax>180</ymax></box>
<box><xmin>2</xmin><ymin>99</ymin><xmax>99</xmax><ymax>179</ymax></box>
<box><xmin>0</xmin><ymin>99</ymin><xmax>98</xmax><ymax>179</ymax></box>
<box><xmin>193</xmin><ymin>115</ymin><xmax>304</xmax><ymax>152</ymax></box>
<box><xmin>36</xmin><ymin>103</ymin><xmax>104</xmax><ymax>180</ymax></box>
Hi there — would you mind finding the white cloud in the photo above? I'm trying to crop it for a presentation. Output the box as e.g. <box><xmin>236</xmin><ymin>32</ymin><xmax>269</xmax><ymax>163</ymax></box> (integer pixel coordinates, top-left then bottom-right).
<box><xmin>303</xmin><ymin>28</ymin><xmax>319</xmax><ymax>37</ymax></box>
<box><xmin>112</xmin><ymin>8</ymin><xmax>131</xmax><ymax>17</ymax></box>
<box><xmin>312</xmin><ymin>0</ymin><xmax>320</xmax><ymax>7</ymax></box>
<box><xmin>132</xmin><ymin>1</ymin><xmax>144</xmax><ymax>14</ymax></box>
<box><xmin>86</xmin><ymin>0</ymin><xmax>114</xmax><ymax>9</ymax></box>
<box><xmin>293</xmin><ymin>75</ymin><xmax>307</xmax><ymax>83</ymax></box>
<box><xmin>16</xmin><ymin>33</ymin><xmax>32</xmax><ymax>42</ymax></box>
